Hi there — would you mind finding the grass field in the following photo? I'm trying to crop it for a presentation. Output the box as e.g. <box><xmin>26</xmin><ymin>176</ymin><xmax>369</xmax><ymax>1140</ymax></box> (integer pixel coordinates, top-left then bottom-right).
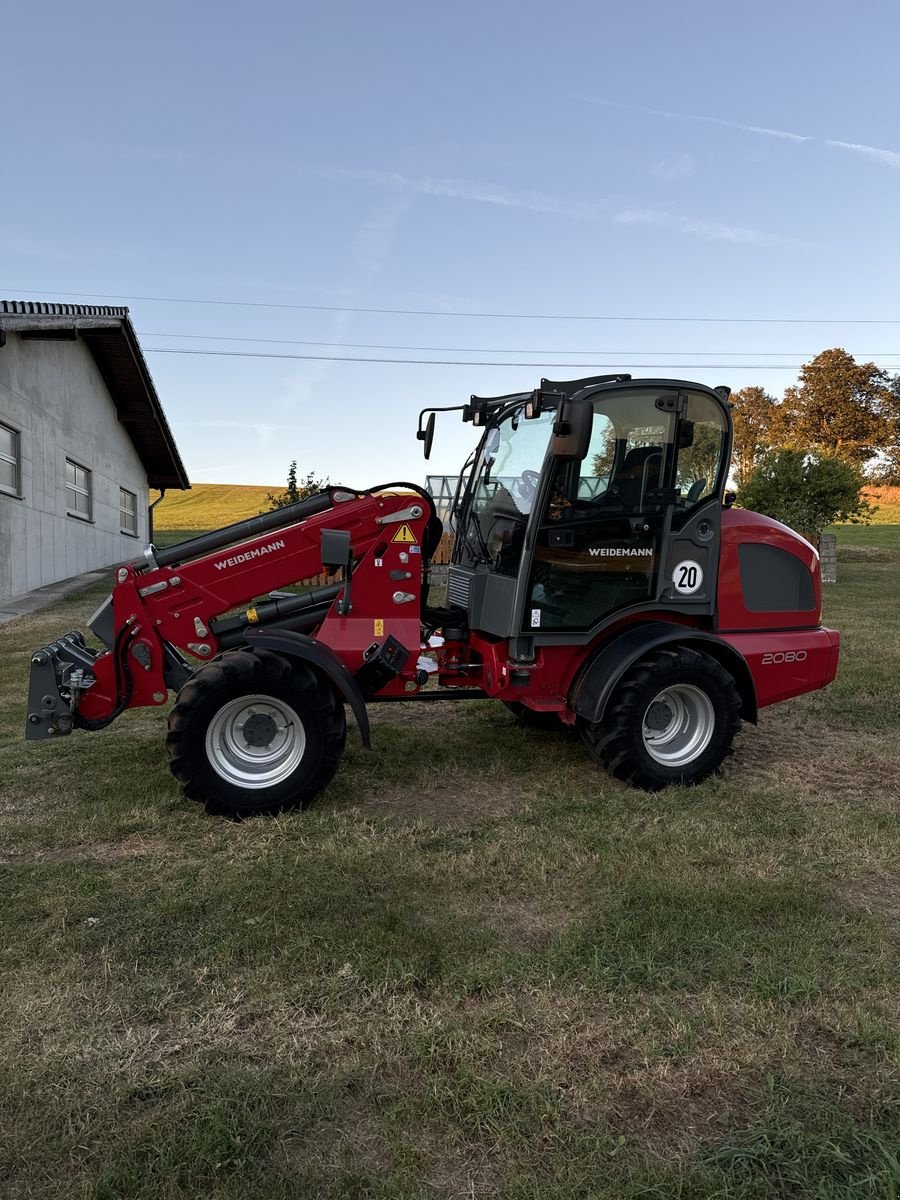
<box><xmin>151</xmin><ymin>484</ymin><xmax>277</xmax><ymax>533</ymax></box>
<box><xmin>2</xmin><ymin>536</ymin><xmax>900</xmax><ymax>1197</ymax></box>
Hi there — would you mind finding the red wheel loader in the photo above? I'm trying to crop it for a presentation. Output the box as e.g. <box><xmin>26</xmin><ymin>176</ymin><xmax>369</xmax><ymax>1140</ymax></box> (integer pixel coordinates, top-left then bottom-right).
<box><xmin>25</xmin><ymin>375</ymin><xmax>840</xmax><ymax>817</ymax></box>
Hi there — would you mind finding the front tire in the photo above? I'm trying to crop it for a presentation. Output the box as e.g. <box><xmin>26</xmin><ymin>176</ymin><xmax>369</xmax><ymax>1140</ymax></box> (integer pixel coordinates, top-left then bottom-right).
<box><xmin>579</xmin><ymin>646</ymin><xmax>742</xmax><ymax>790</ymax></box>
<box><xmin>166</xmin><ymin>649</ymin><xmax>346</xmax><ymax>817</ymax></box>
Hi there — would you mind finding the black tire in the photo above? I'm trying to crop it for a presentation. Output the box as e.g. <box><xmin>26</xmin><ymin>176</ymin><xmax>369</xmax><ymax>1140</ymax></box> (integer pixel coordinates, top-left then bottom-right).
<box><xmin>166</xmin><ymin>648</ymin><xmax>346</xmax><ymax>818</ymax></box>
<box><xmin>579</xmin><ymin>646</ymin><xmax>742</xmax><ymax>790</ymax></box>
<box><xmin>503</xmin><ymin>701</ymin><xmax>565</xmax><ymax>731</ymax></box>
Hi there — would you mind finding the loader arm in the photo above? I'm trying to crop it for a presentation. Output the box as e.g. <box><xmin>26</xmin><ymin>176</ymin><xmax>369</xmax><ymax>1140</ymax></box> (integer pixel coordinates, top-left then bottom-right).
<box><xmin>26</xmin><ymin>484</ymin><xmax>437</xmax><ymax>737</ymax></box>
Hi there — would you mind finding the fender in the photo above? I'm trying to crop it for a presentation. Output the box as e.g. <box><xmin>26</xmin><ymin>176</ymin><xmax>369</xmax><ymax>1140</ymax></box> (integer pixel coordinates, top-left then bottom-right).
<box><xmin>569</xmin><ymin>620</ymin><xmax>758</xmax><ymax>726</ymax></box>
<box><xmin>244</xmin><ymin>628</ymin><xmax>372</xmax><ymax>748</ymax></box>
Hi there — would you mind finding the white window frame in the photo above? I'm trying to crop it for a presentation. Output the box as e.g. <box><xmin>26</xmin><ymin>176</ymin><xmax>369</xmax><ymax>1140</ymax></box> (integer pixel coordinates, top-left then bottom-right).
<box><xmin>0</xmin><ymin>421</ymin><xmax>21</xmax><ymax>497</ymax></box>
<box><xmin>119</xmin><ymin>486</ymin><xmax>138</xmax><ymax>536</ymax></box>
<box><xmin>66</xmin><ymin>458</ymin><xmax>93</xmax><ymax>521</ymax></box>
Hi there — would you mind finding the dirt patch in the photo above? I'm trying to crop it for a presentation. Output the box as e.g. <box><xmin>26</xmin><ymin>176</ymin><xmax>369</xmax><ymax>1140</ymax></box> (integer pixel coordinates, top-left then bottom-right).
<box><xmin>359</xmin><ymin>777</ymin><xmax>539</xmax><ymax>823</ymax></box>
<box><xmin>728</xmin><ymin>708</ymin><xmax>900</xmax><ymax>804</ymax></box>
<box><xmin>841</xmin><ymin>873</ymin><xmax>900</xmax><ymax>923</ymax></box>
<box><xmin>0</xmin><ymin>833</ymin><xmax>182</xmax><ymax>867</ymax></box>
<box><xmin>481</xmin><ymin>897</ymin><xmax>578</xmax><ymax>950</ymax></box>
<box><xmin>837</xmin><ymin>545</ymin><xmax>894</xmax><ymax>563</ymax></box>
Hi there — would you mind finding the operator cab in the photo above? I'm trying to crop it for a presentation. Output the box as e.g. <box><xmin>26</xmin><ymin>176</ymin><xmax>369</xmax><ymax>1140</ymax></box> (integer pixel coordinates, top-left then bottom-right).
<box><xmin>439</xmin><ymin>376</ymin><xmax>731</xmax><ymax>641</ymax></box>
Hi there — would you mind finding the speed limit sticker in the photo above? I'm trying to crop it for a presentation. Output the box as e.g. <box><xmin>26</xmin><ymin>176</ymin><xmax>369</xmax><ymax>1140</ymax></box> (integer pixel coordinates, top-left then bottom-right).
<box><xmin>673</xmin><ymin>559</ymin><xmax>704</xmax><ymax>595</ymax></box>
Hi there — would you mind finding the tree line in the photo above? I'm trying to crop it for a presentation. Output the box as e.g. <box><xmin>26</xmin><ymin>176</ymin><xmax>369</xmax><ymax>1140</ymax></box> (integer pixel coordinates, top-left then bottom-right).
<box><xmin>731</xmin><ymin>348</ymin><xmax>900</xmax><ymax>486</ymax></box>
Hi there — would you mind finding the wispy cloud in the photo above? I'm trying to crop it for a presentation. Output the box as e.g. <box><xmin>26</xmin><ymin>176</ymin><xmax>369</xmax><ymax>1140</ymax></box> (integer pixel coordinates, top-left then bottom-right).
<box><xmin>613</xmin><ymin>208</ymin><xmax>787</xmax><ymax>245</ymax></box>
<box><xmin>581</xmin><ymin>96</ymin><xmax>900</xmax><ymax>170</ymax></box>
<box><xmin>651</xmin><ymin>152</ymin><xmax>695</xmax><ymax>182</ymax></box>
<box><xmin>312</xmin><ymin>166</ymin><xmax>601</xmax><ymax>222</ymax></box>
<box><xmin>310</xmin><ymin>165</ymin><xmax>794</xmax><ymax>246</ymax></box>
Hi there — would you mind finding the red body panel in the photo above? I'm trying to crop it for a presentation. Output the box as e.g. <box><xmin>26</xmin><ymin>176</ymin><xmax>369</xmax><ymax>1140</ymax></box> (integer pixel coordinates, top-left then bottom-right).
<box><xmin>719</xmin><ymin>626</ymin><xmax>840</xmax><ymax>708</ymax></box>
<box><xmin>718</xmin><ymin>507</ymin><xmax>821</xmax><ymax>631</ymax></box>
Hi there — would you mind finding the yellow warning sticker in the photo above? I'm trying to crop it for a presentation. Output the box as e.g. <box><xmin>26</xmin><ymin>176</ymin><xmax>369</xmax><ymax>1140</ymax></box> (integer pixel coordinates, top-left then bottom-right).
<box><xmin>391</xmin><ymin>523</ymin><xmax>418</xmax><ymax>544</ymax></box>
<box><xmin>374</xmin><ymin>618</ymin><xmax>384</xmax><ymax>636</ymax></box>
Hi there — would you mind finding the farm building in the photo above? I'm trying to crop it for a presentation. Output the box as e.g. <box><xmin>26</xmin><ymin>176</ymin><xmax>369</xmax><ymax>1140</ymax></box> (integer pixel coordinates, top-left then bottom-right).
<box><xmin>0</xmin><ymin>300</ymin><xmax>189</xmax><ymax>602</ymax></box>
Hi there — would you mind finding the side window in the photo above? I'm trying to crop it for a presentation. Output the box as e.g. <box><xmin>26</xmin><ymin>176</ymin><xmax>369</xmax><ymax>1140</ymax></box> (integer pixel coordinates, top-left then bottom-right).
<box><xmin>66</xmin><ymin>459</ymin><xmax>92</xmax><ymax>520</ymax></box>
<box><xmin>0</xmin><ymin>422</ymin><xmax>21</xmax><ymax>496</ymax></box>
<box><xmin>675</xmin><ymin>394</ymin><xmax>727</xmax><ymax>508</ymax></box>
<box><xmin>119</xmin><ymin>487</ymin><xmax>138</xmax><ymax>536</ymax></box>
<box><xmin>579</xmin><ymin>413</ymin><xmax>617</xmax><ymax>498</ymax></box>
<box><xmin>576</xmin><ymin>410</ymin><xmax>670</xmax><ymax>507</ymax></box>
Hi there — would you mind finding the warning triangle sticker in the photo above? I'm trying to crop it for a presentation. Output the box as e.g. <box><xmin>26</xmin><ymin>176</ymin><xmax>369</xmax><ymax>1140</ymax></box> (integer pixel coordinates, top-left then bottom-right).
<box><xmin>391</xmin><ymin>523</ymin><xmax>418</xmax><ymax>544</ymax></box>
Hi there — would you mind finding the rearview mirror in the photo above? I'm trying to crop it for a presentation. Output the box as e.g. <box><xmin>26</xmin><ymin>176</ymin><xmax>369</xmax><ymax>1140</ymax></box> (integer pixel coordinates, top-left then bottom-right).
<box><xmin>550</xmin><ymin>398</ymin><xmax>593</xmax><ymax>461</ymax></box>
<box><xmin>417</xmin><ymin>412</ymin><xmax>436</xmax><ymax>460</ymax></box>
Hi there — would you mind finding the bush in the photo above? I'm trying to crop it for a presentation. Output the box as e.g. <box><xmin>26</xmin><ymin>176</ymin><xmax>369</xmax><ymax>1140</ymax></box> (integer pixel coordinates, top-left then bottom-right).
<box><xmin>266</xmin><ymin>462</ymin><xmax>329</xmax><ymax>511</ymax></box>
<box><xmin>737</xmin><ymin>450</ymin><xmax>872</xmax><ymax>539</ymax></box>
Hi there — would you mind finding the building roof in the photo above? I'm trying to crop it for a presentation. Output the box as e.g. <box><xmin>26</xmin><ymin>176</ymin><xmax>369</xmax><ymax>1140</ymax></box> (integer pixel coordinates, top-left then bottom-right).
<box><xmin>0</xmin><ymin>300</ymin><xmax>190</xmax><ymax>490</ymax></box>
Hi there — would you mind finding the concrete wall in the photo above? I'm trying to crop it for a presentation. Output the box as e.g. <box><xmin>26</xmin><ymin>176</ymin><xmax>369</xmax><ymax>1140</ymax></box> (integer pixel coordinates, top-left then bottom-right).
<box><xmin>0</xmin><ymin>334</ymin><xmax>149</xmax><ymax>599</ymax></box>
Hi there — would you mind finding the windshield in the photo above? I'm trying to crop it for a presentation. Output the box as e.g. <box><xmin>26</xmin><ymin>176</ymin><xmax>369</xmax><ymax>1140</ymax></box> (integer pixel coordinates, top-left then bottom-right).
<box><xmin>460</xmin><ymin>406</ymin><xmax>554</xmax><ymax>572</ymax></box>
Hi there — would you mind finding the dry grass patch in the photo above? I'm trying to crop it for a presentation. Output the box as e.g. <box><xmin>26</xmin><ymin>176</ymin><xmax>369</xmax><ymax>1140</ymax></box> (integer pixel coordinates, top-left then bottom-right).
<box><xmin>1</xmin><ymin>550</ymin><xmax>900</xmax><ymax>1196</ymax></box>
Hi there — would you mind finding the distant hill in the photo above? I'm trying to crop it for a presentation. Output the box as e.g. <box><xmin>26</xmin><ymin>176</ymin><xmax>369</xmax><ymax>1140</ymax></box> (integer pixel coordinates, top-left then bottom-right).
<box><xmin>151</xmin><ymin>483</ymin><xmax>277</xmax><ymax>535</ymax></box>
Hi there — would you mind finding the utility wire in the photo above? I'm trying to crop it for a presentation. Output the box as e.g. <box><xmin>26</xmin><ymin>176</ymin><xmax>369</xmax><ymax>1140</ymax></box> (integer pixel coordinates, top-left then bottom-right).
<box><xmin>144</xmin><ymin>346</ymin><xmax>900</xmax><ymax>370</ymax></box>
<box><xmin>5</xmin><ymin>286</ymin><xmax>900</xmax><ymax>325</ymax></box>
<box><xmin>141</xmin><ymin>330</ymin><xmax>900</xmax><ymax>357</ymax></box>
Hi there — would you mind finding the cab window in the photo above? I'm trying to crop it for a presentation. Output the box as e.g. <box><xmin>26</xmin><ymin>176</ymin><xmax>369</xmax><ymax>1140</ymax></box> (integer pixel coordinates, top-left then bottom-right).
<box><xmin>674</xmin><ymin>393</ymin><xmax>728</xmax><ymax>513</ymax></box>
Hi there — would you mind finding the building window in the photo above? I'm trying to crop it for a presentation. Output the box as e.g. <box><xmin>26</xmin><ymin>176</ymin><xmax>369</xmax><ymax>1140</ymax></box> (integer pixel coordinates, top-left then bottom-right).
<box><xmin>119</xmin><ymin>487</ymin><xmax>138</xmax><ymax>536</ymax></box>
<box><xmin>66</xmin><ymin>459</ymin><xmax>92</xmax><ymax>520</ymax></box>
<box><xmin>0</xmin><ymin>422</ymin><xmax>20</xmax><ymax>496</ymax></box>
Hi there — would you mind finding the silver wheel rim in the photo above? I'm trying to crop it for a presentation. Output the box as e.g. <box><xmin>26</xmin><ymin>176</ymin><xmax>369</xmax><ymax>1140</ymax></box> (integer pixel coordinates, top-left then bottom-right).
<box><xmin>205</xmin><ymin>694</ymin><xmax>306</xmax><ymax>789</ymax></box>
<box><xmin>641</xmin><ymin>684</ymin><xmax>715</xmax><ymax>767</ymax></box>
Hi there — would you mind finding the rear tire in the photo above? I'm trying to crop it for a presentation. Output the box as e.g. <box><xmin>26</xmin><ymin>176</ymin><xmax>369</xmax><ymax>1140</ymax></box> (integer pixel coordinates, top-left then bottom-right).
<box><xmin>166</xmin><ymin>649</ymin><xmax>346</xmax><ymax>818</ymax></box>
<box><xmin>579</xmin><ymin>646</ymin><xmax>742</xmax><ymax>790</ymax></box>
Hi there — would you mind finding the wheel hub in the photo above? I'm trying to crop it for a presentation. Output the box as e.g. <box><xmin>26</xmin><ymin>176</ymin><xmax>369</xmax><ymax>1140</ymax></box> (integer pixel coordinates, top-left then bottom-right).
<box><xmin>205</xmin><ymin>694</ymin><xmax>306</xmax><ymax>789</ymax></box>
<box><xmin>644</xmin><ymin>700</ymin><xmax>674</xmax><ymax>732</ymax></box>
<box><xmin>242</xmin><ymin>712</ymin><xmax>278</xmax><ymax>748</ymax></box>
<box><xmin>641</xmin><ymin>684</ymin><xmax>715</xmax><ymax>768</ymax></box>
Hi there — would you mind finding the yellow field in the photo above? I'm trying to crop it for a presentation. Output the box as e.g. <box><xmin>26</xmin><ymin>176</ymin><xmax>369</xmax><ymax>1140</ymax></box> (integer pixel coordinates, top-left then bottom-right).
<box><xmin>152</xmin><ymin>482</ymin><xmax>899</xmax><ymax>538</ymax></box>
<box><xmin>151</xmin><ymin>483</ymin><xmax>278</xmax><ymax>532</ymax></box>
<box><xmin>861</xmin><ymin>485</ymin><xmax>900</xmax><ymax>523</ymax></box>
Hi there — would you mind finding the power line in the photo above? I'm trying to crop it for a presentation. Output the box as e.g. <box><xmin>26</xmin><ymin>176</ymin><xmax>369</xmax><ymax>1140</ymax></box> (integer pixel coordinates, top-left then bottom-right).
<box><xmin>141</xmin><ymin>331</ymin><xmax>900</xmax><ymax>356</ymax></box>
<box><xmin>5</xmin><ymin>286</ymin><xmax>900</xmax><ymax>325</ymax></box>
<box><xmin>145</xmin><ymin>346</ymin><xmax>900</xmax><ymax>370</ymax></box>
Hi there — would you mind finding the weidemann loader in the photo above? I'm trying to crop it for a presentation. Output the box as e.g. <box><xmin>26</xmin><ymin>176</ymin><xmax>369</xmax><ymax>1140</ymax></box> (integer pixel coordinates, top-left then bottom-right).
<box><xmin>26</xmin><ymin>375</ymin><xmax>840</xmax><ymax>816</ymax></box>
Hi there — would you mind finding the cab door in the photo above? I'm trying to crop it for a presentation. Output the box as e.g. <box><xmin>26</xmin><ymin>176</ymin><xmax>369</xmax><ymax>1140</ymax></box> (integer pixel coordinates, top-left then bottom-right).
<box><xmin>523</xmin><ymin>387</ymin><xmax>729</xmax><ymax>634</ymax></box>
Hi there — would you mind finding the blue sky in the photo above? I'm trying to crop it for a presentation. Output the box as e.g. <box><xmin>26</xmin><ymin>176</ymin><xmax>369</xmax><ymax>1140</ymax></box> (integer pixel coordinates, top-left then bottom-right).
<box><xmin>3</xmin><ymin>0</ymin><xmax>899</xmax><ymax>487</ymax></box>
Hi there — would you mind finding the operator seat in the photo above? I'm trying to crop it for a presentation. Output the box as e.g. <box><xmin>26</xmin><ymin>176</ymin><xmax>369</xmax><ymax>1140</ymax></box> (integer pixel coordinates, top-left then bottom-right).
<box><xmin>611</xmin><ymin>445</ymin><xmax>662</xmax><ymax>509</ymax></box>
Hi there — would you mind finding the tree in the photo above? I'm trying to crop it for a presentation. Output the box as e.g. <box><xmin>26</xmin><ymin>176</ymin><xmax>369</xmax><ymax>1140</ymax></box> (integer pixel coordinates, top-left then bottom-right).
<box><xmin>265</xmin><ymin>462</ymin><xmax>329</xmax><ymax>511</ymax></box>
<box><xmin>738</xmin><ymin>449</ymin><xmax>871</xmax><ymax>540</ymax></box>
<box><xmin>872</xmin><ymin>375</ymin><xmax>900</xmax><ymax>483</ymax></box>
<box><xmin>729</xmin><ymin>386</ymin><xmax>780</xmax><ymax>485</ymax></box>
<box><xmin>778</xmin><ymin>348</ymin><xmax>894</xmax><ymax>466</ymax></box>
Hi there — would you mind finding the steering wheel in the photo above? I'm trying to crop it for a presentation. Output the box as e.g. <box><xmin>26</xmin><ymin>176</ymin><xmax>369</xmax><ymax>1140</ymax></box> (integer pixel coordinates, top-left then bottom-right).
<box><xmin>518</xmin><ymin>469</ymin><xmax>541</xmax><ymax>501</ymax></box>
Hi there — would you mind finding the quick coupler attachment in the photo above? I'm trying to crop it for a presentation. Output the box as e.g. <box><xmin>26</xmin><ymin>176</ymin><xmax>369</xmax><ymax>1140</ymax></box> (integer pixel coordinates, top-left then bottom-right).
<box><xmin>25</xmin><ymin>631</ymin><xmax>99</xmax><ymax>742</ymax></box>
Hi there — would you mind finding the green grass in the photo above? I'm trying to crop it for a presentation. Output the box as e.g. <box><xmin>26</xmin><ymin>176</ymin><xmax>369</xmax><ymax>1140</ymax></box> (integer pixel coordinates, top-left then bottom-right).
<box><xmin>830</xmin><ymin>486</ymin><xmax>900</xmax><ymax>550</ymax></box>
<box><xmin>1</xmin><ymin>532</ymin><xmax>899</xmax><ymax>1197</ymax></box>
